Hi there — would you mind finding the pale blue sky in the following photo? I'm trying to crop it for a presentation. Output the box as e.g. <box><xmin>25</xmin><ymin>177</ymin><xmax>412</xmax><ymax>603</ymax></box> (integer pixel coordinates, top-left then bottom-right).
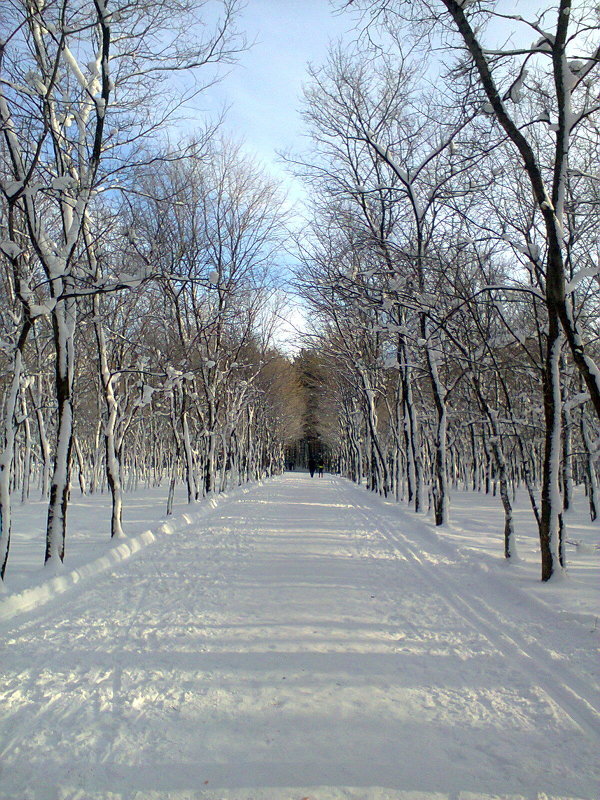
<box><xmin>198</xmin><ymin>1</ymin><xmax>355</xmax><ymax>204</ymax></box>
<box><xmin>185</xmin><ymin>2</ymin><xmax>358</xmax><ymax>348</ymax></box>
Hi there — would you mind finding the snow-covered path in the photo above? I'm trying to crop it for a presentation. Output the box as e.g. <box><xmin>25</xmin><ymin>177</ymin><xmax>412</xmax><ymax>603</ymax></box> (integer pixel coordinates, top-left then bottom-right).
<box><xmin>1</xmin><ymin>474</ymin><xmax>599</xmax><ymax>800</ymax></box>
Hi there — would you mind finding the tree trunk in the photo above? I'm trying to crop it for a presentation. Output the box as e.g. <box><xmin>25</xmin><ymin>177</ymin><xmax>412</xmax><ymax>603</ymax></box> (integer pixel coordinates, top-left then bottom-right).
<box><xmin>425</xmin><ymin>335</ymin><xmax>448</xmax><ymax>526</ymax></box>
<box><xmin>580</xmin><ymin>410</ymin><xmax>598</xmax><ymax>522</ymax></box>
<box><xmin>73</xmin><ymin>435</ymin><xmax>87</xmax><ymax>495</ymax></box>
<box><xmin>561</xmin><ymin>374</ymin><xmax>574</xmax><ymax>511</ymax></box>
<box><xmin>31</xmin><ymin>381</ymin><xmax>52</xmax><ymax>500</ymax></box>
<box><xmin>45</xmin><ymin>300</ymin><xmax>76</xmax><ymax>565</ymax></box>
<box><xmin>538</xmin><ymin>312</ymin><xmax>564</xmax><ymax>581</ymax></box>
<box><xmin>1</xmin><ymin>322</ymin><xmax>31</xmax><ymax>580</ymax></box>
<box><xmin>182</xmin><ymin>409</ymin><xmax>196</xmax><ymax>503</ymax></box>
<box><xmin>471</xmin><ymin>378</ymin><xmax>517</xmax><ymax>560</ymax></box>
<box><xmin>20</xmin><ymin>392</ymin><xmax>32</xmax><ymax>504</ymax></box>
<box><xmin>401</xmin><ymin>338</ymin><xmax>422</xmax><ymax>512</ymax></box>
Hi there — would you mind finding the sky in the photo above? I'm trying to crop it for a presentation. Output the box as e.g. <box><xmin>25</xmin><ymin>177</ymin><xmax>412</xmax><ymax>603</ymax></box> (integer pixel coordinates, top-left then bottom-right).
<box><xmin>198</xmin><ymin>0</ymin><xmax>356</xmax><ymax>208</ymax></box>
<box><xmin>196</xmin><ymin>0</ymin><xmax>555</xmax><ymax>192</ymax></box>
<box><xmin>193</xmin><ymin>1</ymin><xmax>358</xmax><ymax>350</ymax></box>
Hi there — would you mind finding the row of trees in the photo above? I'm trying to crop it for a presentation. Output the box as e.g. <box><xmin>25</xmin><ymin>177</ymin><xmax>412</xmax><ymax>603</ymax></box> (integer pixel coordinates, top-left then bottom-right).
<box><xmin>293</xmin><ymin>0</ymin><xmax>600</xmax><ymax>580</ymax></box>
<box><xmin>0</xmin><ymin>0</ymin><xmax>304</xmax><ymax>581</ymax></box>
<box><xmin>2</xmin><ymin>0</ymin><xmax>598</xmax><ymax>586</ymax></box>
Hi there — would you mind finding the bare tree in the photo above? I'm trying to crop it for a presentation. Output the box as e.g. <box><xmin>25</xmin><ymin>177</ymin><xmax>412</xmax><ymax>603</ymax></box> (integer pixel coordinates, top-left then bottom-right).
<box><xmin>0</xmin><ymin>0</ymin><xmax>245</xmax><ymax>575</ymax></box>
<box><xmin>343</xmin><ymin>0</ymin><xmax>600</xmax><ymax>578</ymax></box>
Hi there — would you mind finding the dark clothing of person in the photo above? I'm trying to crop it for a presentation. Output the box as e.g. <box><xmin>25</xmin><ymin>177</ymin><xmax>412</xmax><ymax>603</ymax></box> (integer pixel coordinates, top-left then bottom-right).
<box><xmin>308</xmin><ymin>458</ymin><xmax>316</xmax><ymax>477</ymax></box>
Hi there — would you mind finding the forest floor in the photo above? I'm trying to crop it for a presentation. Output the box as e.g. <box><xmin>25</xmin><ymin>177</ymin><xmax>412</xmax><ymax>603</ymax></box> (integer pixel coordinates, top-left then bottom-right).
<box><xmin>1</xmin><ymin>473</ymin><xmax>599</xmax><ymax>800</ymax></box>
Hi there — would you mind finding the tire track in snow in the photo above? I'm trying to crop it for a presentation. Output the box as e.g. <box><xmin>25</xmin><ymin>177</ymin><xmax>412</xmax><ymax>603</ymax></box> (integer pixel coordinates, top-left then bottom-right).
<box><xmin>333</xmin><ymin>479</ymin><xmax>600</xmax><ymax>742</ymax></box>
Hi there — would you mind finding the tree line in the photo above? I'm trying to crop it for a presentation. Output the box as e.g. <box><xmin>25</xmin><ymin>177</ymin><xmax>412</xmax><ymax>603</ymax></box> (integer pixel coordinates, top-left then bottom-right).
<box><xmin>292</xmin><ymin>0</ymin><xmax>600</xmax><ymax>581</ymax></box>
<box><xmin>1</xmin><ymin>0</ymin><xmax>599</xmax><ymax>586</ymax></box>
<box><xmin>0</xmin><ymin>0</ymin><xmax>304</xmax><ymax>581</ymax></box>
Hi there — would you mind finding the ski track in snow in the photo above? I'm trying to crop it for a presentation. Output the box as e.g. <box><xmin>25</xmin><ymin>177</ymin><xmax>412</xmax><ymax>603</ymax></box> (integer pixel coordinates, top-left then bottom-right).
<box><xmin>345</xmin><ymin>488</ymin><xmax>600</xmax><ymax>740</ymax></box>
<box><xmin>0</xmin><ymin>474</ymin><xmax>598</xmax><ymax>800</ymax></box>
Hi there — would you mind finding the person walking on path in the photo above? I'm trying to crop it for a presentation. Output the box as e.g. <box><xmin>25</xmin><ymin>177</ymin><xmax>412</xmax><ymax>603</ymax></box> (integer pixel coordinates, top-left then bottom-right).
<box><xmin>318</xmin><ymin>460</ymin><xmax>324</xmax><ymax>478</ymax></box>
<box><xmin>308</xmin><ymin>457</ymin><xmax>316</xmax><ymax>478</ymax></box>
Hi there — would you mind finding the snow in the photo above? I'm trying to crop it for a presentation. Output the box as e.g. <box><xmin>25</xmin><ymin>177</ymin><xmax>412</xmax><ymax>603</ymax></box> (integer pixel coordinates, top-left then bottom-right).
<box><xmin>27</xmin><ymin>300</ymin><xmax>56</xmax><ymax>318</ymax></box>
<box><xmin>0</xmin><ymin>240</ymin><xmax>23</xmax><ymax>259</ymax></box>
<box><xmin>115</xmin><ymin>272</ymin><xmax>143</xmax><ymax>288</ymax></box>
<box><xmin>507</xmin><ymin>70</ymin><xmax>527</xmax><ymax>103</ymax></box>
<box><xmin>513</xmin><ymin>240</ymin><xmax>541</xmax><ymax>261</ymax></box>
<box><xmin>566</xmin><ymin>265</ymin><xmax>600</xmax><ymax>293</ymax></box>
<box><xmin>1</xmin><ymin>180</ymin><xmax>23</xmax><ymax>198</ymax></box>
<box><xmin>61</xmin><ymin>44</ymin><xmax>92</xmax><ymax>92</ymax></box>
<box><xmin>1</xmin><ymin>474</ymin><xmax>598</xmax><ymax>800</ymax></box>
<box><xmin>51</xmin><ymin>175</ymin><xmax>77</xmax><ymax>191</ymax></box>
<box><xmin>137</xmin><ymin>385</ymin><xmax>156</xmax><ymax>407</ymax></box>
<box><xmin>389</xmin><ymin>276</ymin><xmax>406</xmax><ymax>290</ymax></box>
<box><xmin>532</xmin><ymin>35</ymin><xmax>555</xmax><ymax>54</ymax></box>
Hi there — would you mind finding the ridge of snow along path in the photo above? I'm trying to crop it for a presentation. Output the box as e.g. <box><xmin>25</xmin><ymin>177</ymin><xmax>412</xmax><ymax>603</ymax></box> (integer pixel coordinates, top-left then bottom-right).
<box><xmin>1</xmin><ymin>475</ymin><xmax>599</xmax><ymax>800</ymax></box>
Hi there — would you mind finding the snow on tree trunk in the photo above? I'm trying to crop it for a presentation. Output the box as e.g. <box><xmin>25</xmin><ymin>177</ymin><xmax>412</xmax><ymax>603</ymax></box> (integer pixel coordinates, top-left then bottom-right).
<box><xmin>580</xmin><ymin>411</ymin><xmax>599</xmax><ymax>522</ymax></box>
<box><xmin>496</xmin><ymin>447</ymin><xmax>516</xmax><ymax>561</ymax></box>
<box><xmin>470</xmin><ymin>374</ymin><xmax>517</xmax><ymax>560</ymax></box>
<box><xmin>166</xmin><ymin>469</ymin><xmax>177</xmax><ymax>518</ymax></box>
<box><xmin>45</xmin><ymin>301</ymin><xmax>76</xmax><ymax>566</ymax></box>
<box><xmin>205</xmin><ymin>432</ymin><xmax>217</xmax><ymax>496</ymax></box>
<box><xmin>73</xmin><ymin>436</ymin><xmax>87</xmax><ymax>495</ymax></box>
<box><xmin>0</xmin><ymin>329</ymin><xmax>30</xmax><ymax>580</ymax></box>
<box><xmin>538</xmin><ymin>316</ymin><xmax>564</xmax><ymax>582</ymax></box>
<box><xmin>561</xmin><ymin>368</ymin><xmax>574</xmax><ymax>512</ymax></box>
<box><xmin>33</xmin><ymin>386</ymin><xmax>52</xmax><ymax>500</ymax></box>
<box><xmin>20</xmin><ymin>393</ymin><xmax>32</xmax><ymax>504</ymax></box>
<box><xmin>424</xmin><ymin>332</ymin><xmax>448</xmax><ymax>526</ymax></box>
<box><xmin>182</xmin><ymin>407</ymin><xmax>197</xmax><ymax>504</ymax></box>
<box><xmin>400</xmin><ymin>339</ymin><xmax>422</xmax><ymax>513</ymax></box>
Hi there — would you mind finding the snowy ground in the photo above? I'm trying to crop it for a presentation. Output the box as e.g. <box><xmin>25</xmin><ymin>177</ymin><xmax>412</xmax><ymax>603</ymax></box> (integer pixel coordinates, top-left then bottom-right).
<box><xmin>1</xmin><ymin>474</ymin><xmax>599</xmax><ymax>800</ymax></box>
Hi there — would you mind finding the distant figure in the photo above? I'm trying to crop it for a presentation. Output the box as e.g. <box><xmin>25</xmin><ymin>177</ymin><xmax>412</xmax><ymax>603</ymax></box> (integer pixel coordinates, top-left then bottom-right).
<box><xmin>318</xmin><ymin>461</ymin><xmax>324</xmax><ymax>478</ymax></box>
<box><xmin>308</xmin><ymin>457</ymin><xmax>316</xmax><ymax>478</ymax></box>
